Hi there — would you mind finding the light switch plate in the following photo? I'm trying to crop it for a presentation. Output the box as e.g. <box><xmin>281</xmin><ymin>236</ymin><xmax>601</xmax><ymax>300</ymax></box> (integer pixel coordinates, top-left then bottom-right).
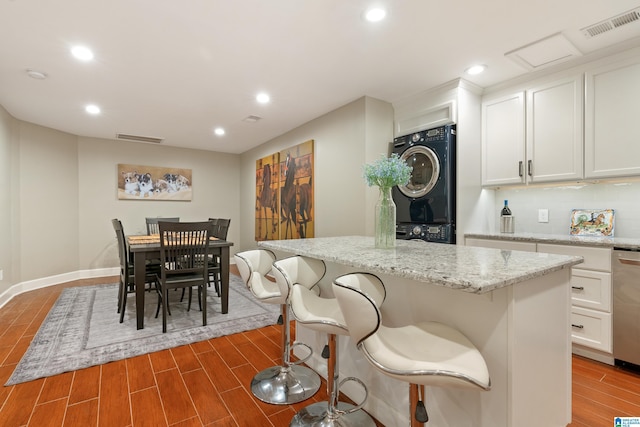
<box><xmin>538</xmin><ymin>209</ymin><xmax>549</xmax><ymax>223</ymax></box>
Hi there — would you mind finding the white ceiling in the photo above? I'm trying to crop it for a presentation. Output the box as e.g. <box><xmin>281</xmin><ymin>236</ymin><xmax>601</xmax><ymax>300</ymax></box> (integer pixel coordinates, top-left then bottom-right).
<box><xmin>1</xmin><ymin>0</ymin><xmax>640</xmax><ymax>154</ymax></box>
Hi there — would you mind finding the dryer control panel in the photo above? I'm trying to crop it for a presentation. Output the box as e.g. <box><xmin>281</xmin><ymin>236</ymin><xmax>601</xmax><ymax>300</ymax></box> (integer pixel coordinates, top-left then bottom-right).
<box><xmin>396</xmin><ymin>223</ymin><xmax>455</xmax><ymax>244</ymax></box>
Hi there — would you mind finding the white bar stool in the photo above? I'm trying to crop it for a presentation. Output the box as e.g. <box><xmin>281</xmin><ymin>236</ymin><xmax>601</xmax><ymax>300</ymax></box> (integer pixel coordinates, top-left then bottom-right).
<box><xmin>234</xmin><ymin>250</ymin><xmax>320</xmax><ymax>405</ymax></box>
<box><xmin>332</xmin><ymin>272</ymin><xmax>491</xmax><ymax>426</ymax></box>
<box><xmin>278</xmin><ymin>257</ymin><xmax>376</xmax><ymax>427</ymax></box>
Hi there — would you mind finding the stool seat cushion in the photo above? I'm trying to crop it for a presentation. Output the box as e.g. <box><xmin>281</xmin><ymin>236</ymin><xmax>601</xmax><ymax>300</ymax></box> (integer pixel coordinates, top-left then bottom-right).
<box><xmin>333</xmin><ymin>274</ymin><xmax>491</xmax><ymax>391</ymax></box>
<box><xmin>234</xmin><ymin>250</ymin><xmax>284</xmax><ymax>304</ymax></box>
<box><xmin>290</xmin><ymin>285</ymin><xmax>349</xmax><ymax>336</ymax></box>
<box><xmin>362</xmin><ymin>322</ymin><xmax>490</xmax><ymax>390</ymax></box>
<box><xmin>248</xmin><ymin>275</ymin><xmax>284</xmax><ymax>304</ymax></box>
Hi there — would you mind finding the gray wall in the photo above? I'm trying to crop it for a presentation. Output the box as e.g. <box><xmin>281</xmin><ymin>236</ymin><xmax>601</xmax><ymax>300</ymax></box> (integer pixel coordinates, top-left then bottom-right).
<box><xmin>17</xmin><ymin>122</ymin><xmax>79</xmax><ymax>281</ymax></box>
<box><xmin>0</xmin><ymin>108</ymin><xmax>241</xmax><ymax>295</ymax></box>
<box><xmin>238</xmin><ymin>96</ymin><xmax>394</xmax><ymax>251</ymax></box>
<box><xmin>0</xmin><ymin>106</ymin><xmax>12</xmax><ymax>293</ymax></box>
<box><xmin>0</xmin><ymin>95</ymin><xmax>392</xmax><ymax>294</ymax></box>
<box><xmin>77</xmin><ymin>137</ymin><xmax>241</xmax><ymax>271</ymax></box>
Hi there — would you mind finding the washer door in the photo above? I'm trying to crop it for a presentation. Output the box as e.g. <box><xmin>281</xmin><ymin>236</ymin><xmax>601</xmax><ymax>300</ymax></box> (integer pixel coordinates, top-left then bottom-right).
<box><xmin>398</xmin><ymin>145</ymin><xmax>440</xmax><ymax>198</ymax></box>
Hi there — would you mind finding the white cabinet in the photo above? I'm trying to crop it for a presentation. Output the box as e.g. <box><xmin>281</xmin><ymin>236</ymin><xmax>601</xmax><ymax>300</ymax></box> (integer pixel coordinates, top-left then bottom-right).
<box><xmin>585</xmin><ymin>56</ymin><xmax>640</xmax><ymax>179</ymax></box>
<box><xmin>526</xmin><ymin>75</ymin><xmax>583</xmax><ymax>182</ymax></box>
<box><xmin>482</xmin><ymin>92</ymin><xmax>525</xmax><ymax>186</ymax></box>
<box><xmin>538</xmin><ymin>243</ymin><xmax>612</xmax><ymax>356</ymax></box>
<box><xmin>467</xmin><ymin>237</ymin><xmax>614</xmax><ymax>362</ymax></box>
<box><xmin>481</xmin><ymin>74</ymin><xmax>583</xmax><ymax>186</ymax></box>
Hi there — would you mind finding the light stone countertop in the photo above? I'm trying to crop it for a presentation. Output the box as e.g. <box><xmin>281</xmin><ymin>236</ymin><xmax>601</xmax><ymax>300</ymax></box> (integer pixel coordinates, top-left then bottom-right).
<box><xmin>465</xmin><ymin>232</ymin><xmax>640</xmax><ymax>250</ymax></box>
<box><xmin>258</xmin><ymin>236</ymin><xmax>582</xmax><ymax>294</ymax></box>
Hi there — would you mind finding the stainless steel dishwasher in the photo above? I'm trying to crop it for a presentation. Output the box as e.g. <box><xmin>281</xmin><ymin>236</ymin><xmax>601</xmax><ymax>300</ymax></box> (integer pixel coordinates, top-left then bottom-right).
<box><xmin>613</xmin><ymin>247</ymin><xmax>640</xmax><ymax>369</ymax></box>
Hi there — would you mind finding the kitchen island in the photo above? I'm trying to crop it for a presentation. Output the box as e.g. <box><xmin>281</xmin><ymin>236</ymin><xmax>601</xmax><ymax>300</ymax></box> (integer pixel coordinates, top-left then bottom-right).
<box><xmin>259</xmin><ymin>236</ymin><xmax>583</xmax><ymax>427</ymax></box>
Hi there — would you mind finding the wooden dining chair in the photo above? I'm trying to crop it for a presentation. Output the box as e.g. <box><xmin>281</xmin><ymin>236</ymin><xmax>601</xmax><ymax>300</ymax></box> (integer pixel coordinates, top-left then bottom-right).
<box><xmin>207</xmin><ymin>218</ymin><xmax>231</xmax><ymax>296</ymax></box>
<box><xmin>155</xmin><ymin>221</ymin><xmax>213</xmax><ymax>333</ymax></box>
<box><xmin>111</xmin><ymin>219</ymin><xmax>160</xmax><ymax>323</ymax></box>
<box><xmin>145</xmin><ymin>216</ymin><xmax>180</xmax><ymax>235</ymax></box>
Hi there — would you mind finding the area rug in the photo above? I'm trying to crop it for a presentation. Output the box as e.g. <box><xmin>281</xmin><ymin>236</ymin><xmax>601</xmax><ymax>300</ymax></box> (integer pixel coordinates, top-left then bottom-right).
<box><xmin>6</xmin><ymin>275</ymin><xmax>280</xmax><ymax>385</ymax></box>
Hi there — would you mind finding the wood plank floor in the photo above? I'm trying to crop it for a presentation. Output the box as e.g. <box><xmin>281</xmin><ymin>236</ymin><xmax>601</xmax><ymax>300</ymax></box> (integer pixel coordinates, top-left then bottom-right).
<box><xmin>0</xmin><ymin>272</ymin><xmax>639</xmax><ymax>426</ymax></box>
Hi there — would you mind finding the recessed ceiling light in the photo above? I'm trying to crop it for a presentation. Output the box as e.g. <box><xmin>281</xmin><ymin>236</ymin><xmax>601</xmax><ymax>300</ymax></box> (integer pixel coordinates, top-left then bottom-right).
<box><xmin>71</xmin><ymin>46</ymin><xmax>94</xmax><ymax>61</ymax></box>
<box><xmin>465</xmin><ymin>64</ymin><xmax>487</xmax><ymax>75</ymax></box>
<box><xmin>365</xmin><ymin>7</ymin><xmax>386</xmax><ymax>22</ymax></box>
<box><xmin>85</xmin><ymin>104</ymin><xmax>100</xmax><ymax>115</ymax></box>
<box><xmin>256</xmin><ymin>93</ymin><xmax>270</xmax><ymax>104</ymax></box>
<box><xmin>26</xmin><ymin>69</ymin><xmax>47</xmax><ymax>80</ymax></box>
<box><xmin>214</xmin><ymin>127</ymin><xmax>225</xmax><ymax>136</ymax></box>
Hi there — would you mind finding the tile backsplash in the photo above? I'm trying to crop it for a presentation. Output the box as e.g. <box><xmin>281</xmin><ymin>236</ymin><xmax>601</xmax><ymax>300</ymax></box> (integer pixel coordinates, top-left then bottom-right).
<box><xmin>494</xmin><ymin>181</ymin><xmax>640</xmax><ymax>238</ymax></box>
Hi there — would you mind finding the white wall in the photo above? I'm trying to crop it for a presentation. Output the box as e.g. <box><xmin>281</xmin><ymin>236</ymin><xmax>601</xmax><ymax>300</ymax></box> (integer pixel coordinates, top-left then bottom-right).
<box><xmin>493</xmin><ymin>182</ymin><xmax>640</xmax><ymax>237</ymax></box>
<box><xmin>238</xmin><ymin>96</ymin><xmax>394</xmax><ymax>251</ymax></box>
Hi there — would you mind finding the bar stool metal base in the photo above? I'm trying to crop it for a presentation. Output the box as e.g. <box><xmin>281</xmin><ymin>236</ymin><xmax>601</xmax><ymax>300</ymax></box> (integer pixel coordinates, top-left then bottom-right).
<box><xmin>251</xmin><ymin>365</ymin><xmax>321</xmax><ymax>405</ymax></box>
<box><xmin>290</xmin><ymin>401</ymin><xmax>376</xmax><ymax>427</ymax></box>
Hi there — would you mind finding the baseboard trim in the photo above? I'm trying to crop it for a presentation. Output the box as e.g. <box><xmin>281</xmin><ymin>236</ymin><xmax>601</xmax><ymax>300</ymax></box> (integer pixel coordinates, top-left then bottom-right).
<box><xmin>0</xmin><ymin>267</ymin><xmax>119</xmax><ymax>309</ymax></box>
<box><xmin>572</xmin><ymin>344</ymin><xmax>615</xmax><ymax>365</ymax></box>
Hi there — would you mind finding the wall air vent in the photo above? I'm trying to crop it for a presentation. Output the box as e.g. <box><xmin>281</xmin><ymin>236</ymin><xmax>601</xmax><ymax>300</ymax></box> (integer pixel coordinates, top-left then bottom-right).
<box><xmin>116</xmin><ymin>133</ymin><xmax>164</xmax><ymax>144</ymax></box>
<box><xmin>582</xmin><ymin>8</ymin><xmax>640</xmax><ymax>38</ymax></box>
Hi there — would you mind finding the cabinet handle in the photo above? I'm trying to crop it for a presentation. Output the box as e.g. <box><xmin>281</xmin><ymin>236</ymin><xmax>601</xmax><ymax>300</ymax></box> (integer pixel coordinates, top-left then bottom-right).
<box><xmin>571</xmin><ymin>324</ymin><xmax>584</xmax><ymax>329</ymax></box>
<box><xmin>527</xmin><ymin>160</ymin><xmax>533</xmax><ymax>176</ymax></box>
<box><xmin>619</xmin><ymin>258</ymin><xmax>640</xmax><ymax>267</ymax></box>
<box><xmin>571</xmin><ymin>286</ymin><xmax>584</xmax><ymax>291</ymax></box>
<box><xmin>518</xmin><ymin>161</ymin><xmax>523</xmax><ymax>177</ymax></box>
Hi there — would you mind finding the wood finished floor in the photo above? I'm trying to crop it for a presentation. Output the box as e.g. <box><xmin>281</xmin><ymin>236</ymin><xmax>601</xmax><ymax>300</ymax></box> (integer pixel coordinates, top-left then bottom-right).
<box><xmin>0</xmin><ymin>272</ymin><xmax>638</xmax><ymax>426</ymax></box>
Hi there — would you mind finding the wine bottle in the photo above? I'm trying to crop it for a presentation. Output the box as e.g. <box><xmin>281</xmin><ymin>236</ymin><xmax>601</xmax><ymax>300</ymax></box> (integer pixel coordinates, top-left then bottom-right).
<box><xmin>501</xmin><ymin>200</ymin><xmax>512</xmax><ymax>216</ymax></box>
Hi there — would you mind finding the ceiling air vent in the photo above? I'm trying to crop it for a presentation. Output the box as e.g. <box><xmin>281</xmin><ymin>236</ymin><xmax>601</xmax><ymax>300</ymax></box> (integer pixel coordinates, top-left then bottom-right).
<box><xmin>582</xmin><ymin>8</ymin><xmax>640</xmax><ymax>38</ymax></box>
<box><xmin>116</xmin><ymin>133</ymin><xmax>164</xmax><ymax>144</ymax></box>
<box><xmin>242</xmin><ymin>115</ymin><xmax>262</xmax><ymax>123</ymax></box>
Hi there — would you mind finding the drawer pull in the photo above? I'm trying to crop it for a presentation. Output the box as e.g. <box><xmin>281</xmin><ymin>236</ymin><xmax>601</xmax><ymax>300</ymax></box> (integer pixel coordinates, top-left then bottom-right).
<box><xmin>571</xmin><ymin>324</ymin><xmax>584</xmax><ymax>329</ymax></box>
<box><xmin>571</xmin><ymin>286</ymin><xmax>584</xmax><ymax>291</ymax></box>
<box><xmin>619</xmin><ymin>258</ymin><xmax>640</xmax><ymax>267</ymax></box>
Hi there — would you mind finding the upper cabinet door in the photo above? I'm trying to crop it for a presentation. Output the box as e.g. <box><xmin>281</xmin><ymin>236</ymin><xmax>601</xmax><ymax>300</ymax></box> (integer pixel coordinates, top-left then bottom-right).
<box><xmin>482</xmin><ymin>92</ymin><xmax>525</xmax><ymax>186</ymax></box>
<box><xmin>526</xmin><ymin>75</ymin><xmax>584</xmax><ymax>183</ymax></box>
<box><xmin>585</xmin><ymin>57</ymin><xmax>640</xmax><ymax>179</ymax></box>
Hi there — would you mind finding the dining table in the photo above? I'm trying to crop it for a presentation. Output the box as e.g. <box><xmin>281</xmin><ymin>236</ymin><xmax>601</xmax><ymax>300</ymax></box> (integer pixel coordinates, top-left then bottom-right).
<box><xmin>127</xmin><ymin>234</ymin><xmax>234</xmax><ymax>329</ymax></box>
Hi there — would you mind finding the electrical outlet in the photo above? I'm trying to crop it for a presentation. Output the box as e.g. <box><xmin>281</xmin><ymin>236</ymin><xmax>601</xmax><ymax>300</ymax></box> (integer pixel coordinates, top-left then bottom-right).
<box><xmin>538</xmin><ymin>209</ymin><xmax>549</xmax><ymax>223</ymax></box>
<box><xmin>0</xmin><ymin>269</ymin><xmax>3</xmax><ymax>280</ymax></box>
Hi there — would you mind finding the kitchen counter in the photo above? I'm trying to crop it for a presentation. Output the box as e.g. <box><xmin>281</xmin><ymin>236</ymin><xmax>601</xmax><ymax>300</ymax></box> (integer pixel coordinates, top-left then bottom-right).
<box><xmin>259</xmin><ymin>235</ymin><xmax>582</xmax><ymax>293</ymax></box>
<box><xmin>259</xmin><ymin>235</ymin><xmax>575</xmax><ymax>427</ymax></box>
<box><xmin>465</xmin><ymin>231</ymin><xmax>640</xmax><ymax>250</ymax></box>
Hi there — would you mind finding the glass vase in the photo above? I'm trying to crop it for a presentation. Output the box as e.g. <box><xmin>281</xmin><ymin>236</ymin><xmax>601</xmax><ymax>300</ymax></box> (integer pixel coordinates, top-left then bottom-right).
<box><xmin>375</xmin><ymin>186</ymin><xmax>396</xmax><ymax>248</ymax></box>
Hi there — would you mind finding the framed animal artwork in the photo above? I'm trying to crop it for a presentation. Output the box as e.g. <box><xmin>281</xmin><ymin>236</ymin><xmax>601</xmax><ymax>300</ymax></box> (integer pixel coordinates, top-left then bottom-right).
<box><xmin>255</xmin><ymin>153</ymin><xmax>280</xmax><ymax>241</ymax></box>
<box><xmin>117</xmin><ymin>164</ymin><xmax>192</xmax><ymax>201</ymax></box>
<box><xmin>278</xmin><ymin>140</ymin><xmax>314</xmax><ymax>240</ymax></box>
<box><xmin>254</xmin><ymin>140</ymin><xmax>314</xmax><ymax>241</ymax></box>
<box><xmin>570</xmin><ymin>209</ymin><xmax>615</xmax><ymax>236</ymax></box>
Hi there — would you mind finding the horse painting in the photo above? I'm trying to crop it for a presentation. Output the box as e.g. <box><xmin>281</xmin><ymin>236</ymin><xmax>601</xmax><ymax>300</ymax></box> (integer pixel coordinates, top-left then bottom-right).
<box><xmin>256</xmin><ymin>162</ymin><xmax>279</xmax><ymax>240</ymax></box>
<box><xmin>280</xmin><ymin>152</ymin><xmax>298</xmax><ymax>239</ymax></box>
<box><xmin>255</xmin><ymin>140</ymin><xmax>313</xmax><ymax>241</ymax></box>
<box><xmin>297</xmin><ymin>176</ymin><xmax>312</xmax><ymax>238</ymax></box>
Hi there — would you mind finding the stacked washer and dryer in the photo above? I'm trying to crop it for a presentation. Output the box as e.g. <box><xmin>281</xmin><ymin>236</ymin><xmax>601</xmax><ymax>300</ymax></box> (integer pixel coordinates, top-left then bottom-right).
<box><xmin>392</xmin><ymin>124</ymin><xmax>456</xmax><ymax>244</ymax></box>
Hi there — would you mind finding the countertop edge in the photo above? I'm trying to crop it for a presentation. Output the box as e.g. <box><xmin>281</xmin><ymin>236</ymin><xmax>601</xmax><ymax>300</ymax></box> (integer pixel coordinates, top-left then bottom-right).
<box><xmin>465</xmin><ymin>232</ymin><xmax>640</xmax><ymax>250</ymax></box>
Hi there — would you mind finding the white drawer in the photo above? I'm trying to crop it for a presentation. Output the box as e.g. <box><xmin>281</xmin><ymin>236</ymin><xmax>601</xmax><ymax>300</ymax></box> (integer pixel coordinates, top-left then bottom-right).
<box><xmin>570</xmin><ymin>268</ymin><xmax>612</xmax><ymax>311</ymax></box>
<box><xmin>571</xmin><ymin>307</ymin><xmax>612</xmax><ymax>352</ymax></box>
<box><xmin>538</xmin><ymin>243</ymin><xmax>611</xmax><ymax>272</ymax></box>
<box><xmin>465</xmin><ymin>238</ymin><xmax>537</xmax><ymax>252</ymax></box>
